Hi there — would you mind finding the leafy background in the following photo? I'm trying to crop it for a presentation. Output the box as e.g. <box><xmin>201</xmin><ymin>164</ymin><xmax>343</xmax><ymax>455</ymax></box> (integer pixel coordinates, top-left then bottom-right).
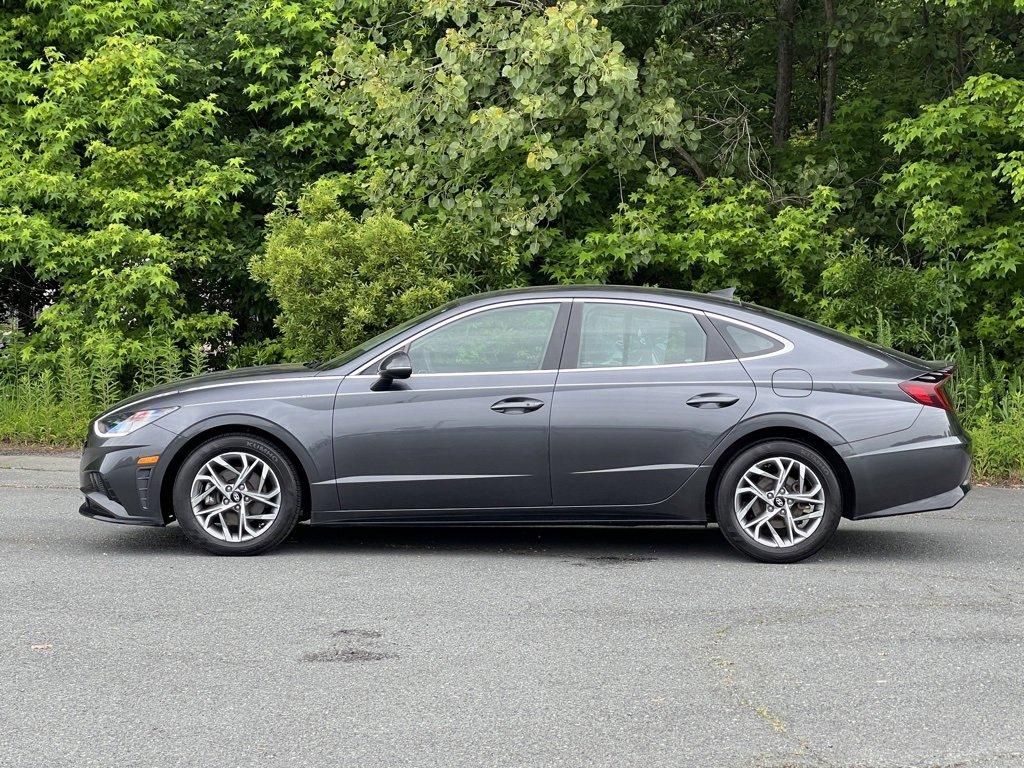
<box><xmin>1</xmin><ymin>0</ymin><xmax>1023</xmax><ymax>480</ymax></box>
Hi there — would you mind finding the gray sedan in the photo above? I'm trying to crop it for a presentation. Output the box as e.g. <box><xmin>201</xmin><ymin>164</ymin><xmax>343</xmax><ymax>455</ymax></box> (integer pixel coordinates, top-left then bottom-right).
<box><xmin>79</xmin><ymin>286</ymin><xmax>971</xmax><ymax>562</ymax></box>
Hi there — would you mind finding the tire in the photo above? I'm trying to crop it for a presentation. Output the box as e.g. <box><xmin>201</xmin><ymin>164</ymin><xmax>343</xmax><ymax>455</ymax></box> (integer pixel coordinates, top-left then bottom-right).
<box><xmin>714</xmin><ymin>439</ymin><xmax>842</xmax><ymax>563</ymax></box>
<box><xmin>173</xmin><ymin>433</ymin><xmax>302</xmax><ymax>555</ymax></box>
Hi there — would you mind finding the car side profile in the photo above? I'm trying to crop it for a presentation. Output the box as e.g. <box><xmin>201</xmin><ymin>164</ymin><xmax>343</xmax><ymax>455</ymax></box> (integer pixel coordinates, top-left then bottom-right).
<box><xmin>79</xmin><ymin>286</ymin><xmax>971</xmax><ymax>562</ymax></box>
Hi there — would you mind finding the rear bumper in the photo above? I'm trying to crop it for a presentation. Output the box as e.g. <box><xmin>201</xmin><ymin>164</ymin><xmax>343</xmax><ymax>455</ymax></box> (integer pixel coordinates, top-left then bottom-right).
<box><xmin>853</xmin><ymin>481</ymin><xmax>969</xmax><ymax>519</ymax></box>
<box><xmin>844</xmin><ymin>408</ymin><xmax>972</xmax><ymax>520</ymax></box>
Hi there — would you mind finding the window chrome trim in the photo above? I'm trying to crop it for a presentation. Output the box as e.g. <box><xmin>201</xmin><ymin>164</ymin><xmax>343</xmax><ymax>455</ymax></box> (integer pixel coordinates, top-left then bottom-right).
<box><xmin>354</xmin><ymin>298</ymin><xmax>566</xmax><ymax>377</ymax></box>
<box><xmin>352</xmin><ymin>296</ymin><xmax>795</xmax><ymax>377</ymax></box>
<box><xmin>703</xmin><ymin>311</ymin><xmax>795</xmax><ymax>361</ymax></box>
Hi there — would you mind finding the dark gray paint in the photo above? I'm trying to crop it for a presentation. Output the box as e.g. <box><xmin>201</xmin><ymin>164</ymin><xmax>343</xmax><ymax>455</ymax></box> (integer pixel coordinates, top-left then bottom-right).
<box><xmin>79</xmin><ymin>285</ymin><xmax>971</xmax><ymax>530</ymax></box>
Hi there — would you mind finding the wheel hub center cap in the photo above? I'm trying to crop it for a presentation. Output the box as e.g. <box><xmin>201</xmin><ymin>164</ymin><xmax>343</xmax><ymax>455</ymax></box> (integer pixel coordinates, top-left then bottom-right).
<box><xmin>231</xmin><ymin>491</ymin><xmax>242</xmax><ymax>503</ymax></box>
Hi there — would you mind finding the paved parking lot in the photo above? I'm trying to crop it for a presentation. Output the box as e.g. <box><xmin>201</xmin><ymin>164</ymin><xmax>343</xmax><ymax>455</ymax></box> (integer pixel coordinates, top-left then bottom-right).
<box><xmin>1</xmin><ymin>454</ymin><xmax>1022</xmax><ymax>768</ymax></box>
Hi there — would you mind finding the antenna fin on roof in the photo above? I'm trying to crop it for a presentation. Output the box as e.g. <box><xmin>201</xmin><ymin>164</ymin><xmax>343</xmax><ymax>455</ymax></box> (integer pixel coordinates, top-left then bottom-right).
<box><xmin>706</xmin><ymin>287</ymin><xmax>737</xmax><ymax>300</ymax></box>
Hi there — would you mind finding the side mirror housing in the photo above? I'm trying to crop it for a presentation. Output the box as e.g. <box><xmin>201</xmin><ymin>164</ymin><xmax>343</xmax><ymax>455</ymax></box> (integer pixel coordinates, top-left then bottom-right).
<box><xmin>377</xmin><ymin>351</ymin><xmax>412</xmax><ymax>381</ymax></box>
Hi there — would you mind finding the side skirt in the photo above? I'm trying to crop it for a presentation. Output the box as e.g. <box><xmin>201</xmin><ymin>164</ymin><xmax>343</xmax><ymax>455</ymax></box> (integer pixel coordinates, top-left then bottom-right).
<box><xmin>311</xmin><ymin>467</ymin><xmax>713</xmax><ymax>526</ymax></box>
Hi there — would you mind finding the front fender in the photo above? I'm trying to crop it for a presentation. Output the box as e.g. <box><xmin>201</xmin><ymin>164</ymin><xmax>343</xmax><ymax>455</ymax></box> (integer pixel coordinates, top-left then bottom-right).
<box><xmin>150</xmin><ymin>413</ymin><xmax>329</xmax><ymax>521</ymax></box>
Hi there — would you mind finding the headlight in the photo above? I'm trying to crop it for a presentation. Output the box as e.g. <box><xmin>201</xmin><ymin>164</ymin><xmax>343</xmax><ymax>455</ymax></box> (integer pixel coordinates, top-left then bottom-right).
<box><xmin>94</xmin><ymin>407</ymin><xmax>178</xmax><ymax>438</ymax></box>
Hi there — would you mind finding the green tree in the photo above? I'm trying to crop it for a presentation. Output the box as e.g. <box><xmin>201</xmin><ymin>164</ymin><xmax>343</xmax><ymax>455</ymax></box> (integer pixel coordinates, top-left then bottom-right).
<box><xmin>882</xmin><ymin>73</ymin><xmax>1024</xmax><ymax>355</ymax></box>
<box><xmin>0</xmin><ymin>0</ymin><xmax>351</xmax><ymax>376</ymax></box>
<box><xmin>548</xmin><ymin>177</ymin><xmax>844</xmax><ymax>316</ymax></box>
<box><xmin>251</xmin><ymin>177</ymin><xmax>468</xmax><ymax>360</ymax></box>
<box><xmin>323</xmin><ymin>0</ymin><xmax>698</xmax><ymax>280</ymax></box>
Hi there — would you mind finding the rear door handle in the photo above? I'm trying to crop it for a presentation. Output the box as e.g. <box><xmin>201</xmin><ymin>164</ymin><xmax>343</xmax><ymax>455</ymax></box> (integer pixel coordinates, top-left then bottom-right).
<box><xmin>491</xmin><ymin>397</ymin><xmax>545</xmax><ymax>414</ymax></box>
<box><xmin>686</xmin><ymin>393</ymin><xmax>740</xmax><ymax>409</ymax></box>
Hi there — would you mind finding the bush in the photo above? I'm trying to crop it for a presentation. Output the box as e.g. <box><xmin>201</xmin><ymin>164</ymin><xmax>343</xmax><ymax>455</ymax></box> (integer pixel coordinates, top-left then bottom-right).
<box><xmin>251</xmin><ymin>178</ymin><xmax>470</xmax><ymax>362</ymax></box>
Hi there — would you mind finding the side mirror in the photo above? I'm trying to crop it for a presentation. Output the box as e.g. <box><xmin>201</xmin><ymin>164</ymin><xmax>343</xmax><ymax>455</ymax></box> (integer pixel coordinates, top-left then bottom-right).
<box><xmin>378</xmin><ymin>351</ymin><xmax>412</xmax><ymax>381</ymax></box>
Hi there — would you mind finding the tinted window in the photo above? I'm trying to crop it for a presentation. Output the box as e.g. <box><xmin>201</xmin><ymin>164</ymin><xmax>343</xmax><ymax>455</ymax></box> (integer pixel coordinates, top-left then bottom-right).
<box><xmin>408</xmin><ymin>304</ymin><xmax>560</xmax><ymax>373</ymax></box>
<box><xmin>721</xmin><ymin>323</ymin><xmax>784</xmax><ymax>358</ymax></box>
<box><xmin>577</xmin><ymin>303</ymin><xmax>706</xmax><ymax>368</ymax></box>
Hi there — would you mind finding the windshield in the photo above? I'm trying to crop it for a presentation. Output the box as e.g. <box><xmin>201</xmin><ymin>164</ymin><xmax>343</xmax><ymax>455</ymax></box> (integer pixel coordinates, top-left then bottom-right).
<box><xmin>311</xmin><ymin>302</ymin><xmax>456</xmax><ymax>371</ymax></box>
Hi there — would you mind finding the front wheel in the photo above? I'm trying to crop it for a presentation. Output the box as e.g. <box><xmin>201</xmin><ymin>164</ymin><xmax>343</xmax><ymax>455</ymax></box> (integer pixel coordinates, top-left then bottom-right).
<box><xmin>173</xmin><ymin>434</ymin><xmax>302</xmax><ymax>555</ymax></box>
<box><xmin>714</xmin><ymin>440</ymin><xmax>843</xmax><ymax>563</ymax></box>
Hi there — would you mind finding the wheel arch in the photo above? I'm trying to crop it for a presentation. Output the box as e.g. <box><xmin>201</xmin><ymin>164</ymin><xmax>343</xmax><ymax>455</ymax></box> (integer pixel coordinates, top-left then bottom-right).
<box><xmin>156</xmin><ymin>417</ymin><xmax>315</xmax><ymax>523</ymax></box>
<box><xmin>704</xmin><ymin>425</ymin><xmax>856</xmax><ymax>522</ymax></box>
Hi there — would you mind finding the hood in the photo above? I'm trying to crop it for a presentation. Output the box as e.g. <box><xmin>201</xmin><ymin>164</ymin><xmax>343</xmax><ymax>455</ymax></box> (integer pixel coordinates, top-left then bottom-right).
<box><xmin>102</xmin><ymin>363</ymin><xmax>314</xmax><ymax>416</ymax></box>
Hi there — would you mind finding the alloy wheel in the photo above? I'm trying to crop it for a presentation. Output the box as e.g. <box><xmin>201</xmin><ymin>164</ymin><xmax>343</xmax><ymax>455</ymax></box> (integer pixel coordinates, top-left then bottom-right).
<box><xmin>189</xmin><ymin>451</ymin><xmax>281</xmax><ymax>543</ymax></box>
<box><xmin>733</xmin><ymin>456</ymin><xmax>826</xmax><ymax>548</ymax></box>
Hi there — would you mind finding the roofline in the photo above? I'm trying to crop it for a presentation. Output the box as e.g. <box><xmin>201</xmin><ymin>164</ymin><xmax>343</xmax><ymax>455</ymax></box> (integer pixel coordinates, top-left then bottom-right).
<box><xmin>451</xmin><ymin>284</ymin><xmax>742</xmax><ymax>312</ymax></box>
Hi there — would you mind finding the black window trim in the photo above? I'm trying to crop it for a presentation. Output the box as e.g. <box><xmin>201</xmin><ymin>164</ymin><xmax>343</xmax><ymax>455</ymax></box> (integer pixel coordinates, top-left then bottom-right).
<box><xmin>708</xmin><ymin>314</ymin><xmax>793</xmax><ymax>360</ymax></box>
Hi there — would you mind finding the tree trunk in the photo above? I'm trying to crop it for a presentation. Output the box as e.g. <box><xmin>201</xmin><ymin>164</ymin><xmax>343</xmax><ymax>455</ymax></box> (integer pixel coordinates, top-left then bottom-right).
<box><xmin>819</xmin><ymin>0</ymin><xmax>838</xmax><ymax>135</ymax></box>
<box><xmin>772</xmin><ymin>0</ymin><xmax>797</xmax><ymax>147</ymax></box>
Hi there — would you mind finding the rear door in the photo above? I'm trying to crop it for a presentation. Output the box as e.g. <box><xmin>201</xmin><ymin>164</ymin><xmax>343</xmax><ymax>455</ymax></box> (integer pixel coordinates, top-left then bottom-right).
<box><xmin>549</xmin><ymin>299</ymin><xmax>756</xmax><ymax>507</ymax></box>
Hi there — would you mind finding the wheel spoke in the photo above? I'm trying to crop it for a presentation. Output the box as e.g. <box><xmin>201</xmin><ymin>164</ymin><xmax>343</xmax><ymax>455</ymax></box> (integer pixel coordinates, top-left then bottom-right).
<box><xmin>782</xmin><ymin>487</ymin><xmax>822</xmax><ymax>503</ymax></box>
<box><xmin>745</xmin><ymin>505</ymin><xmax>777</xmax><ymax>529</ymax></box>
<box><xmin>244</xmin><ymin>489</ymin><xmax>280</xmax><ymax>505</ymax></box>
<box><xmin>237</xmin><ymin>499</ymin><xmax>247</xmax><ymax>541</ymax></box>
<box><xmin>783</xmin><ymin>508</ymin><xmax>797</xmax><ymax>544</ymax></box>
<box><xmin>790</xmin><ymin>509</ymin><xmax>824</xmax><ymax>523</ymax></box>
<box><xmin>191</xmin><ymin>482</ymin><xmax>219</xmax><ymax>506</ymax></box>
<box><xmin>738</xmin><ymin>480</ymin><xmax>771</xmax><ymax>503</ymax></box>
<box><xmin>197</xmin><ymin>471</ymin><xmax>227</xmax><ymax>494</ymax></box>
<box><xmin>195</xmin><ymin>500</ymin><xmax>234</xmax><ymax>520</ymax></box>
<box><xmin>736</xmin><ymin>494</ymin><xmax>760</xmax><ymax>519</ymax></box>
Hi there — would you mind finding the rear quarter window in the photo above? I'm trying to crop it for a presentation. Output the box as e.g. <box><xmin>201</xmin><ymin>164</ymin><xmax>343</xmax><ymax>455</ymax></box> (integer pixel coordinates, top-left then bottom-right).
<box><xmin>721</xmin><ymin>323</ymin><xmax>786</xmax><ymax>358</ymax></box>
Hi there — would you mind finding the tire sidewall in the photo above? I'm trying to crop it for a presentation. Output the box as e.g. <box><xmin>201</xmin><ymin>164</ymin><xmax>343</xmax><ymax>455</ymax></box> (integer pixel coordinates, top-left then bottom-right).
<box><xmin>173</xmin><ymin>434</ymin><xmax>301</xmax><ymax>555</ymax></box>
<box><xmin>715</xmin><ymin>440</ymin><xmax>842</xmax><ymax>563</ymax></box>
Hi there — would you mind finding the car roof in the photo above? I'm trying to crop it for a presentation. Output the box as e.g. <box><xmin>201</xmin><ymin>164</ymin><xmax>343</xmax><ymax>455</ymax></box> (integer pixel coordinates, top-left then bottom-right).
<box><xmin>452</xmin><ymin>284</ymin><xmax>742</xmax><ymax>313</ymax></box>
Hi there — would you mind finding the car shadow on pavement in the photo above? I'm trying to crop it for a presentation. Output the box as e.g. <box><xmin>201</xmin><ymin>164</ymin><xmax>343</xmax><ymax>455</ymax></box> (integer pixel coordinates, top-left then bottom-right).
<box><xmin>273</xmin><ymin>521</ymin><xmax>960</xmax><ymax>564</ymax></box>
<box><xmin>81</xmin><ymin>519</ymin><xmax>961</xmax><ymax>563</ymax></box>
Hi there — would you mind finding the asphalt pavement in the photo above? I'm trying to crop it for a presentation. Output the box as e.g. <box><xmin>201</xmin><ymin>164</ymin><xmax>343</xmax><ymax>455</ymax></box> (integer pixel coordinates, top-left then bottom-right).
<box><xmin>1</xmin><ymin>454</ymin><xmax>1022</xmax><ymax>768</ymax></box>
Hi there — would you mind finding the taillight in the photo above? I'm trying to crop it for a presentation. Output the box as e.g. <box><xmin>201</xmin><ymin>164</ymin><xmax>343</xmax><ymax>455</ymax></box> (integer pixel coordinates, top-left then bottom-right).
<box><xmin>899</xmin><ymin>370</ymin><xmax>954</xmax><ymax>411</ymax></box>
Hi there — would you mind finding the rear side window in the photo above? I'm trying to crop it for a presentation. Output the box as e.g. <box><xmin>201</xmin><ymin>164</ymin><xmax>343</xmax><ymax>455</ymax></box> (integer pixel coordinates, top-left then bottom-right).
<box><xmin>721</xmin><ymin>323</ymin><xmax>785</xmax><ymax>358</ymax></box>
<box><xmin>577</xmin><ymin>303</ymin><xmax>707</xmax><ymax>368</ymax></box>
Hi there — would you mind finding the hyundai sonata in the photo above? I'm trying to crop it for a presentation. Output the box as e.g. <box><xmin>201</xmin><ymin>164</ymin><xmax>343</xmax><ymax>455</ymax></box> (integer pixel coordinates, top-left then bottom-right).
<box><xmin>80</xmin><ymin>286</ymin><xmax>971</xmax><ymax>562</ymax></box>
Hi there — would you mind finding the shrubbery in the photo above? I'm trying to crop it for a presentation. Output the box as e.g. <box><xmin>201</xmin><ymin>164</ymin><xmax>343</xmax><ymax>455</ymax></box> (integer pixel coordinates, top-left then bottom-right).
<box><xmin>251</xmin><ymin>179</ymin><xmax>469</xmax><ymax>361</ymax></box>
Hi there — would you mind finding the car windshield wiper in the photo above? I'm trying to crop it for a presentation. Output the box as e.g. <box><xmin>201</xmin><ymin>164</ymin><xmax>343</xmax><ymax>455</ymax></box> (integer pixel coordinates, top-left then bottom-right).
<box><xmin>303</xmin><ymin>359</ymin><xmax>322</xmax><ymax>369</ymax></box>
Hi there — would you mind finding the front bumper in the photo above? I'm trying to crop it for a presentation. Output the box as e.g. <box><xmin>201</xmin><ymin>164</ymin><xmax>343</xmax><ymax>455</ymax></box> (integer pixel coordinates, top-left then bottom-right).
<box><xmin>79</xmin><ymin>422</ymin><xmax>178</xmax><ymax>525</ymax></box>
<box><xmin>79</xmin><ymin>496</ymin><xmax>165</xmax><ymax>526</ymax></box>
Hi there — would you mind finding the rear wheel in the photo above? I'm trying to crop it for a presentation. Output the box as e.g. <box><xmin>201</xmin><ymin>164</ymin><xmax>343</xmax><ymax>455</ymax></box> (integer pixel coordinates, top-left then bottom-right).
<box><xmin>714</xmin><ymin>440</ymin><xmax>842</xmax><ymax>563</ymax></box>
<box><xmin>173</xmin><ymin>434</ymin><xmax>301</xmax><ymax>555</ymax></box>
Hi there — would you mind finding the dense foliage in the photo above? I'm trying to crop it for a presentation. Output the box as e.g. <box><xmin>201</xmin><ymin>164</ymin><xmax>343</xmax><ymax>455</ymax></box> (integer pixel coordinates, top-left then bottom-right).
<box><xmin>252</xmin><ymin>178</ymin><xmax>467</xmax><ymax>360</ymax></box>
<box><xmin>1</xmin><ymin>0</ymin><xmax>1023</xmax><ymax>480</ymax></box>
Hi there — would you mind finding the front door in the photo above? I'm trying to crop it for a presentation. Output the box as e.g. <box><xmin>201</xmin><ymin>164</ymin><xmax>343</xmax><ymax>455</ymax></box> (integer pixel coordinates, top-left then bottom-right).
<box><xmin>326</xmin><ymin>300</ymin><xmax>569</xmax><ymax>517</ymax></box>
<box><xmin>550</xmin><ymin>299</ymin><xmax>755</xmax><ymax>507</ymax></box>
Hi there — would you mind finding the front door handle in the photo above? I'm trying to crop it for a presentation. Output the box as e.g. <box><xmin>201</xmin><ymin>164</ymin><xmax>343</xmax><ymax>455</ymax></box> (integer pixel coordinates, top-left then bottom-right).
<box><xmin>491</xmin><ymin>397</ymin><xmax>545</xmax><ymax>414</ymax></box>
<box><xmin>686</xmin><ymin>393</ymin><xmax>740</xmax><ymax>409</ymax></box>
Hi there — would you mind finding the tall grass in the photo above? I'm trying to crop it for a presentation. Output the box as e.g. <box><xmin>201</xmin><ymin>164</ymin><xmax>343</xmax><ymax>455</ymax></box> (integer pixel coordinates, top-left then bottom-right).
<box><xmin>0</xmin><ymin>329</ymin><xmax>207</xmax><ymax>448</ymax></box>
<box><xmin>948</xmin><ymin>346</ymin><xmax>1024</xmax><ymax>484</ymax></box>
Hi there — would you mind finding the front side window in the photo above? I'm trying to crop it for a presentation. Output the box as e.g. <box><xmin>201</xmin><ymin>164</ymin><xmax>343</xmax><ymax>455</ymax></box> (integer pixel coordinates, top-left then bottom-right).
<box><xmin>407</xmin><ymin>303</ymin><xmax>560</xmax><ymax>374</ymax></box>
<box><xmin>577</xmin><ymin>303</ymin><xmax>707</xmax><ymax>368</ymax></box>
